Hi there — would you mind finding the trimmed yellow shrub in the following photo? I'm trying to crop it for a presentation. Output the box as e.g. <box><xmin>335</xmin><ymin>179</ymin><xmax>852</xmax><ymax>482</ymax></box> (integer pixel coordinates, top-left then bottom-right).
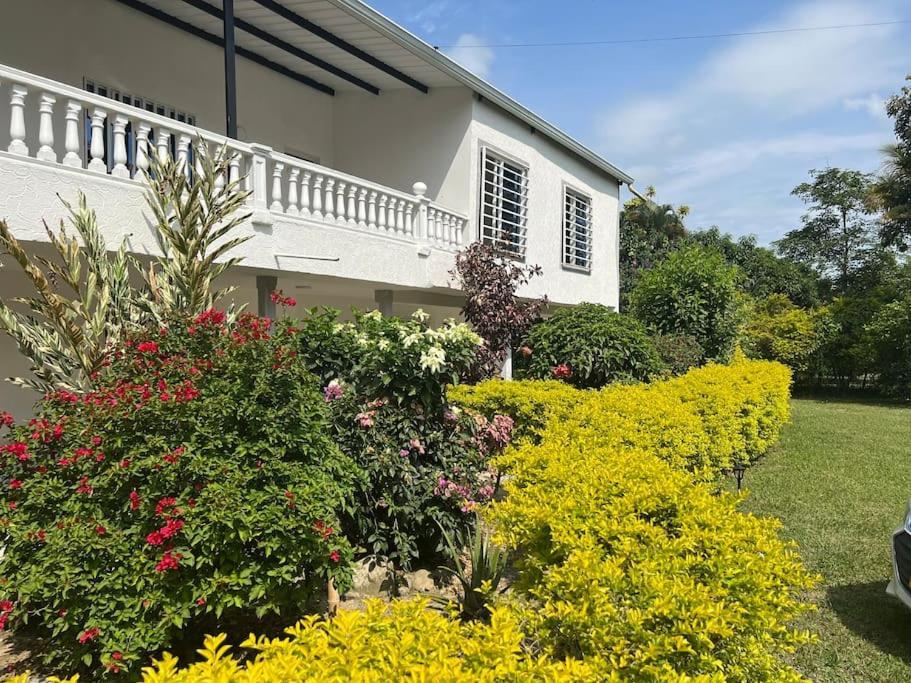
<box><xmin>448</xmin><ymin>379</ymin><xmax>585</xmax><ymax>446</ymax></box>
<box><xmin>489</xmin><ymin>442</ymin><xmax>815</xmax><ymax>682</ymax></box>
<box><xmin>130</xmin><ymin>599</ymin><xmax>597</xmax><ymax>682</ymax></box>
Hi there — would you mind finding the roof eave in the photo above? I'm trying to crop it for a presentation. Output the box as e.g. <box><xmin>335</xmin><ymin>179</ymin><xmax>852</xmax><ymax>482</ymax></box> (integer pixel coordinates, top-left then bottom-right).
<box><xmin>327</xmin><ymin>0</ymin><xmax>634</xmax><ymax>186</ymax></box>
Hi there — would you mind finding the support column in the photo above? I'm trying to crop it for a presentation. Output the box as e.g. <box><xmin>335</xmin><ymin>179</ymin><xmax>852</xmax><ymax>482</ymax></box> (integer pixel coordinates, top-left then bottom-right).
<box><xmin>223</xmin><ymin>0</ymin><xmax>238</xmax><ymax>139</ymax></box>
<box><xmin>374</xmin><ymin>289</ymin><xmax>394</xmax><ymax>316</ymax></box>
<box><xmin>257</xmin><ymin>275</ymin><xmax>278</xmax><ymax>319</ymax></box>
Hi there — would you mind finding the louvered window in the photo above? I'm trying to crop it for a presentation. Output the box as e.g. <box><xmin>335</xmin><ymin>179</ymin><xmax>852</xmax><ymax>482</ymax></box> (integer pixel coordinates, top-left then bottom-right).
<box><xmin>480</xmin><ymin>148</ymin><xmax>528</xmax><ymax>258</ymax></box>
<box><xmin>563</xmin><ymin>187</ymin><xmax>592</xmax><ymax>271</ymax></box>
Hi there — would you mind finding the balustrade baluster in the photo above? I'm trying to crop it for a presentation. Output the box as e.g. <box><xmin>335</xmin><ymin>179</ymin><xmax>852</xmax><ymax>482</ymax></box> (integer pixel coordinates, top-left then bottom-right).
<box><xmin>37</xmin><ymin>93</ymin><xmax>57</xmax><ymax>162</ymax></box>
<box><xmin>378</xmin><ymin>196</ymin><xmax>387</xmax><ymax>231</ymax></box>
<box><xmin>324</xmin><ymin>179</ymin><xmax>335</xmax><ymax>220</ymax></box>
<box><xmin>396</xmin><ymin>200</ymin><xmax>405</xmax><ymax>233</ymax></box>
<box><xmin>300</xmin><ymin>171</ymin><xmax>311</xmax><ymax>216</ymax></box>
<box><xmin>229</xmin><ymin>152</ymin><xmax>241</xmax><ymax>185</ymax></box>
<box><xmin>63</xmin><ymin>100</ymin><xmax>82</xmax><ymax>168</ymax></box>
<box><xmin>312</xmin><ymin>175</ymin><xmax>323</xmax><ymax>217</ymax></box>
<box><xmin>270</xmin><ymin>162</ymin><xmax>284</xmax><ymax>212</ymax></box>
<box><xmin>111</xmin><ymin>115</ymin><xmax>129</xmax><ymax>177</ymax></box>
<box><xmin>286</xmin><ymin>168</ymin><xmax>299</xmax><ymax>215</ymax></box>
<box><xmin>8</xmin><ymin>85</ymin><xmax>28</xmax><ymax>156</ymax></box>
<box><xmin>367</xmin><ymin>191</ymin><xmax>377</xmax><ymax>229</ymax></box>
<box><xmin>335</xmin><ymin>181</ymin><xmax>347</xmax><ymax>222</ymax></box>
<box><xmin>214</xmin><ymin>146</ymin><xmax>226</xmax><ymax>190</ymax></box>
<box><xmin>88</xmin><ymin>108</ymin><xmax>107</xmax><ymax>172</ymax></box>
<box><xmin>176</xmin><ymin>134</ymin><xmax>191</xmax><ymax>181</ymax></box>
<box><xmin>357</xmin><ymin>189</ymin><xmax>367</xmax><ymax>226</ymax></box>
<box><xmin>156</xmin><ymin>128</ymin><xmax>172</xmax><ymax>163</ymax></box>
<box><xmin>405</xmin><ymin>204</ymin><xmax>414</xmax><ymax>235</ymax></box>
<box><xmin>135</xmin><ymin>123</ymin><xmax>151</xmax><ymax>176</ymax></box>
<box><xmin>347</xmin><ymin>186</ymin><xmax>357</xmax><ymax>225</ymax></box>
<box><xmin>427</xmin><ymin>208</ymin><xmax>437</xmax><ymax>242</ymax></box>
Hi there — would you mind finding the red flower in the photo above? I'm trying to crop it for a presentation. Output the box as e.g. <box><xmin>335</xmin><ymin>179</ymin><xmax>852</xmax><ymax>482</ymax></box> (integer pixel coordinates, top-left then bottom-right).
<box><xmin>129</xmin><ymin>491</ymin><xmax>141</xmax><ymax>511</ymax></box>
<box><xmin>136</xmin><ymin>341</ymin><xmax>159</xmax><ymax>354</ymax></box>
<box><xmin>57</xmin><ymin>608</ymin><xmax>67</xmax><ymax>617</ymax></box>
<box><xmin>154</xmin><ymin>550</ymin><xmax>181</xmax><ymax>572</ymax></box>
<box><xmin>0</xmin><ymin>412</ymin><xmax>13</xmax><ymax>427</ymax></box>
<box><xmin>145</xmin><ymin>531</ymin><xmax>164</xmax><ymax>547</ymax></box>
<box><xmin>0</xmin><ymin>600</ymin><xmax>14</xmax><ymax>614</ymax></box>
<box><xmin>313</xmin><ymin>520</ymin><xmax>333</xmax><ymax>540</ymax></box>
<box><xmin>193</xmin><ymin>308</ymin><xmax>227</xmax><ymax>326</ymax></box>
<box><xmin>8</xmin><ymin>480</ymin><xmax>22</xmax><ymax>490</ymax></box>
<box><xmin>196</xmin><ymin>597</ymin><xmax>206</xmax><ymax>606</ymax></box>
<box><xmin>75</xmin><ymin>476</ymin><xmax>93</xmax><ymax>495</ymax></box>
<box><xmin>120</xmin><ymin>458</ymin><xmax>131</xmax><ymax>469</ymax></box>
<box><xmin>7</xmin><ymin>502</ymin><xmax>16</xmax><ymax>511</ymax></box>
<box><xmin>0</xmin><ymin>615</ymin><xmax>7</xmax><ymax>630</ymax></box>
<box><xmin>329</xmin><ymin>550</ymin><xmax>341</xmax><ymax>563</ymax></box>
<box><xmin>91</xmin><ymin>436</ymin><xmax>103</xmax><ymax>447</ymax></box>
<box><xmin>551</xmin><ymin>363</ymin><xmax>573</xmax><ymax>379</ymax></box>
<box><xmin>95</xmin><ymin>525</ymin><xmax>107</xmax><ymax>536</ymax></box>
<box><xmin>1</xmin><ymin>442</ymin><xmax>29</xmax><ymax>461</ymax></box>
<box><xmin>269</xmin><ymin>290</ymin><xmax>297</xmax><ymax>308</ymax></box>
<box><xmin>112</xmin><ymin>651</ymin><xmax>123</xmax><ymax>661</ymax></box>
<box><xmin>77</xmin><ymin>626</ymin><xmax>100</xmax><ymax>643</ymax></box>
<box><xmin>155</xmin><ymin>497</ymin><xmax>177</xmax><ymax>517</ymax></box>
<box><xmin>37</xmin><ymin>465</ymin><xmax>48</xmax><ymax>474</ymax></box>
<box><xmin>37</xmin><ymin>529</ymin><xmax>46</xmax><ymax>542</ymax></box>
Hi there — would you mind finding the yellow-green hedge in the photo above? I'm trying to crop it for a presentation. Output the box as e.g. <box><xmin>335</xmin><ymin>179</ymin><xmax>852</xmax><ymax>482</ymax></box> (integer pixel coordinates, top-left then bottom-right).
<box><xmin>453</xmin><ymin>355</ymin><xmax>792</xmax><ymax>477</ymax></box>
<box><xmin>23</xmin><ymin>359</ymin><xmax>808</xmax><ymax>682</ymax></box>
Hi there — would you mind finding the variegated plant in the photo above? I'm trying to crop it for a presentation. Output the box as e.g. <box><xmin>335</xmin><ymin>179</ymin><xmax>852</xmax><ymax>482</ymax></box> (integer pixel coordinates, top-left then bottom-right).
<box><xmin>0</xmin><ymin>142</ymin><xmax>251</xmax><ymax>394</ymax></box>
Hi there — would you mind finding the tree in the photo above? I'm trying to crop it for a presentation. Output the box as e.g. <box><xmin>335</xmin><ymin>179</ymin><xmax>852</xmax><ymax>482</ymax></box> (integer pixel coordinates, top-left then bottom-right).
<box><xmin>619</xmin><ymin>186</ymin><xmax>689</xmax><ymax>305</ymax></box>
<box><xmin>872</xmin><ymin>75</ymin><xmax>911</xmax><ymax>251</ymax></box>
<box><xmin>629</xmin><ymin>246</ymin><xmax>743</xmax><ymax>362</ymax></box>
<box><xmin>687</xmin><ymin>228</ymin><xmax>820</xmax><ymax>307</ymax></box>
<box><xmin>776</xmin><ymin>168</ymin><xmax>879</xmax><ymax>293</ymax></box>
<box><xmin>452</xmin><ymin>242</ymin><xmax>547</xmax><ymax>380</ymax></box>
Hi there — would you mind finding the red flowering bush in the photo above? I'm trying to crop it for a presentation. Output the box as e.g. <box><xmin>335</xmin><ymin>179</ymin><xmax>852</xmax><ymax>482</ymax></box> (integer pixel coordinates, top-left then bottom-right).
<box><xmin>0</xmin><ymin>312</ymin><xmax>356</xmax><ymax>678</ymax></box>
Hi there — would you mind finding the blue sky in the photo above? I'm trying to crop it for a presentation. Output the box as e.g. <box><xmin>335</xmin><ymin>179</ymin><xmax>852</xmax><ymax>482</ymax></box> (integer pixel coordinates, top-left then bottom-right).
<box><xmin>371</xmin><ymin>0</ymin><xmax>911</xmax><ymax>245</ymax></box>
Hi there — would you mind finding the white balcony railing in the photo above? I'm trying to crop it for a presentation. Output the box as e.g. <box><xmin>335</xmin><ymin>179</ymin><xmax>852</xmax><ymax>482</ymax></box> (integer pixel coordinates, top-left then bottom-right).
<box><xmin>0</xmin><ymin>63</ymin><xmax>467</xmax><ymax>250</ymax></box>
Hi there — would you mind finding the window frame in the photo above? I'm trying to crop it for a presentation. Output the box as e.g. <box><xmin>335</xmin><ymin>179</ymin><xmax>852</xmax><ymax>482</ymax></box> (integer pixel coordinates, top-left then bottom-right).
<box><xmin>561</xmin><ymin>183</ymin><xmax>593</xmax><ymax>273</ymax></box>
<box><xmin>478</xmin><ymin>145</ymin><xmax>529</xmax><ymax>260</ymax></box>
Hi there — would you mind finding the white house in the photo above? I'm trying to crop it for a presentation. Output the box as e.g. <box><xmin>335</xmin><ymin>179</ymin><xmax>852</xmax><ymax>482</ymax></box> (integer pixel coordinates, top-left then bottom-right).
<box><xmin>0</xmin><ymin>0</ymin><xmax>632</xmax><ymax>415</ymax></box>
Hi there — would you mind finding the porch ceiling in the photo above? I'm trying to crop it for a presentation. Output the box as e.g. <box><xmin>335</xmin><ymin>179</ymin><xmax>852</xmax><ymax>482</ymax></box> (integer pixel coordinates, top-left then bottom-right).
<box><xmin>131</xmin><ymin>0</ymin><xmax>460</xmax><ymax>93</ymax></box>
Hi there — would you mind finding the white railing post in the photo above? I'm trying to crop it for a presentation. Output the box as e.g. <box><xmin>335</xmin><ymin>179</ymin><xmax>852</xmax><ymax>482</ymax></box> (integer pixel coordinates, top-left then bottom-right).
<box><xmin>412</xmin><ymin>182</ymin><xmax>429</xmax><ymax>242</ymax></box>
<box><xmin>357</xmin><ymin>188</ymin><xmax>367</xmax><ymax>227</ymax></box>
<box><xmin>324</xmin><ymin>179</ymin><xmax>335</xmax><ymax>220</ymax></box>
<box><xmin>111</xmin><ymin>115</ymin><xmax>129</xmax><ymax>177</ymax></box>
<box><xmin>8</xmin><ymin>85</ymin><xmax>29</xmax><ymax>156</ymax></box>
<box><xmin>335</xmin><ymin>181</ymin><xmax>346</xmax><ymax>223</ymax></box>
<box><xmin>377</xmin><ymin>195</ymin><xmax>387</xmax><ymax>232</ymax></box>
<box><xmin>63</xmin><ymin>100</ymin><xmax>82</xmax><ymax>168</ymax></box>
<box><xmin>287</xmin><ymin>168</ymin><xmax>299</xmax><ymax>215</ymax></box>
<box><xmin>299</xmin><ymin>171</ymin><xmax>311</xmax><ymax>216</ymax></box>
<box><xmin>135</xmin><ymin>122</ymin><xmax>151</xmax><ymax>177</ymax></box>
<box><xmin>367</xmin><ymin>190</ymin><xmax>377</xmax><ymax>229</ymax></box>
<box><xmin>347</xmin><ymin>185</ymin><xmax>357</xmax><ymax>225</ymax></box>
<box><xmin>249</xmin><ymin>143</ymin><xmax>273</xmax><ymax>226</ymax></box>
<box><xmin>156</xmin><ymin>128</ymin><xmax>172</xmax><ymax>163</ymax></box>
<box><xmin>88</xmin><ymin>107</ymin><xmax>107</xmax><ymax>172</ymax></box>
<box><xmin>176</xmin><ymin>134</ymin><xmax>191</xmax><ymax>181</ymax></box>
<box><xmin>36</xmin><ymin>93</ymin><xmax>57</xmax><ymax>162</ymax></box>
<box><xmin>312</xmin><ymin>174</ymin><xmax>323</xmax><ymax>218</ymax></box>
<box><xmin>270</xmin><ymin>162</ymin><xmax>284</xmax><ymax>212</ymax></box>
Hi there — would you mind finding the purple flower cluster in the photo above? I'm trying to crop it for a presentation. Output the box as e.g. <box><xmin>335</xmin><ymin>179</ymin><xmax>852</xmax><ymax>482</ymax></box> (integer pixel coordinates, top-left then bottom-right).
<box><xmin>435</xmin><ymin>474</ymin><xmax>496</xmax><ymax>513</ymax></box>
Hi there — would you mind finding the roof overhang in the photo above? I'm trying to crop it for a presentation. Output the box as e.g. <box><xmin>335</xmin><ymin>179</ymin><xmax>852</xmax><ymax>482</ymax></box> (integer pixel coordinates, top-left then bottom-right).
<box><xmin>115</xmin><ymin>0</ymin><xmax>633</xmax><ymax>185</ymax></box>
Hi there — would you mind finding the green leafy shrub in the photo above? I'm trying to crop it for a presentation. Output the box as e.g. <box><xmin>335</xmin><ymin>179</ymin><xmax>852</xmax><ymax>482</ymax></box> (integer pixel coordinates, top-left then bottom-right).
<box><xmin>630</xmin><ymin>245</ymin><xmax>743</xmax><ymax>361</ymax></box>
<box><xmin>0</xmin><ymin>312</ymin><xmax>356</xmax><ymax>678</ymax></box>
<box><xmin>865</xmin><ymin>294</ymin><xmax>911</xmax><ymax>398</ymax></box>
<box><xmin>289</xmin><ymin>309</ymin><xmax>508</xmax><ymax>570</ymax></box>
<box><xmin>651</xmin><ymin>332</ymin><xmax>704</xmax><ymax>375</ymax></box>
<box><xmin>742</xmin><ymin>294</ymin><xmax>832</xmax><ymax>373</ymax></box>
<box><xmin>514</xmin><ymin>303</ymin><xmax>662</xmax><ymax>388</ymax></box>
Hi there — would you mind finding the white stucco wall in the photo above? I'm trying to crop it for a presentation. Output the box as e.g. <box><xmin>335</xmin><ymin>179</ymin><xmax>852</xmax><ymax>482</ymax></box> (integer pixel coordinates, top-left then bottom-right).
<box><xmin>0</xmin><ymin>0</ymin><xmax>336</xmax><ymax>163</ymax></box>
<box><xmin>333</xmin><ymin>87</ymin><xmax>473</xmax><ymax>209</ymax></box>
<box><xmin>465</xmin><ymin>99</ymin><xmax>621</xmax><ymax>308</ymax></box>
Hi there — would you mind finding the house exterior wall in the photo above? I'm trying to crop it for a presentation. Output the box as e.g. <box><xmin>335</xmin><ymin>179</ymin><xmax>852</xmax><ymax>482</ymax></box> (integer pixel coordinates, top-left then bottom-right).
<box><xmin>0</xmin><ymin>0</ymin><xmax>337</xmax><ymax>163</ymax></box>
<box><xmin>333</xmin><ymin>87</ymin><xmax>474</xmax><ymax>210</ymax></box>
<box><xmin>467</xmin><ymin>98</ymin><xmax>621</xmax><ymax>309</ymax></box>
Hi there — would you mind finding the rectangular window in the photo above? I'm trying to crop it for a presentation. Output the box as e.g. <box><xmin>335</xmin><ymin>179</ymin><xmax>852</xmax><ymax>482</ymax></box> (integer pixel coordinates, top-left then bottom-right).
<box><xmin>563</xmin><ymin>187</ymin><xmax>592</xmax><ymax>271</ymax></box>
<box><xmin>480</xmin><ymin>147</ymin><xmax>528</xmax><ymax>258</ymax></box>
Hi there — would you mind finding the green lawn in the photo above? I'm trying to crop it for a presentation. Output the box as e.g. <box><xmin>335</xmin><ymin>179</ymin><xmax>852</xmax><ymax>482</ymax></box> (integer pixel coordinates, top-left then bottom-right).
<box><xmin>737</xmin><ymin>397</ymin><xmax>911</xmax><ymax>682</ymax></box>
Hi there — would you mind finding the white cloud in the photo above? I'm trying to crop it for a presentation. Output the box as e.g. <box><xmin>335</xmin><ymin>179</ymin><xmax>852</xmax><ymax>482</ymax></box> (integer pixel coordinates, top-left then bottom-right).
<box><xmin>409</xmin><ymin>1</ymin><xmax>451</xmax><ymax>34</ymax></box>
<box><xmin>595</xmin><ymin>0</ymin><xmax>909</xmax><ymax>242</ymax></box>
<box><xmin>446</xmin><ymin>33</ymin><xmax>495</xmax><ymax>79</ymax></box>
<box><xmin>843</xmin><ymin>94</ymin><xmax>889</xmax><ymax>120</ymax></box>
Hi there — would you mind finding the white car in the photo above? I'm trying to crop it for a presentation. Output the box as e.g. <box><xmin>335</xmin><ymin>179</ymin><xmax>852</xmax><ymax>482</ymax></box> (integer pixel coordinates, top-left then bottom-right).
<box><xmin>887</xmin><ymin>504</ymin><xmax>911</xmax><ymax>609</ymax></box>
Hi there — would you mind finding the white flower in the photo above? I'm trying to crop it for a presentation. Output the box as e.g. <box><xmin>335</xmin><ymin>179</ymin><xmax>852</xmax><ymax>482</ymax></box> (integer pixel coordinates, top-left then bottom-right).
<box><xmin>377</xmin><ymin>339</ymin><xmax>390</xmax><ymax>351</ymax></box>
<box><xmin>411</xmin><ymin>308</ymin><xmax>430</xmax><ymax>322</ymax></box>
<box><xmin>402</xmin><ymin>332</ymin><xmax>422</xmax><ymax>348</ymax></box>
<box><xmin>365</xmin><ymin>309</ymin><xmax>383</xmax><ymax>321</ymax></box>
<box><xmin>355</xmin><ymin>333</ymin><xmax>370</xmax><ymax>347</ymax></box>
<box><xmin>419</xmin><ymin>346</ymin><xmax>446</xmax><ymax>373</ymax></box>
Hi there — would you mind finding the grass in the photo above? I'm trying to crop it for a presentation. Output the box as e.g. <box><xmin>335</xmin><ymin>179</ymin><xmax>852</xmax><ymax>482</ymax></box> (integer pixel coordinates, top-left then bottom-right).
<box><xmin>737</xmin><ymin>397</ymin><xmax>911</xmax><ymax>682</ymax></box>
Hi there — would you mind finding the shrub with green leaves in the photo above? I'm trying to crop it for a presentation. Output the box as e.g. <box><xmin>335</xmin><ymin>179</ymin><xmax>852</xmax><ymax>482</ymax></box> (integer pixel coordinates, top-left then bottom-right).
<box><xmin>514</xmin><ymin>303</ymin><xmax>662</xmax><ymax>388</ymax></box>
<box><xmin>865</xmin><ymin>294</ymin><xmax>911</xmax><ymax>398</ymax></box>
<box><xmin>630</xmin><ymin>245</ymin><xmax>743</xmax><ymax>362</ymax></box>
<box><xmin>742</xmin><ymin>294</ymin><xmax>832</xmax><ymax>373</ymax></box>
<box><xmin>651</xmin><ymin>332</ymin><xmax>704</xmax><ymax>376</ymax></box>
<box><xmin>0</xmin><ymin>312</ymin><xmax>356</xmax><ymax>678</ymax></box>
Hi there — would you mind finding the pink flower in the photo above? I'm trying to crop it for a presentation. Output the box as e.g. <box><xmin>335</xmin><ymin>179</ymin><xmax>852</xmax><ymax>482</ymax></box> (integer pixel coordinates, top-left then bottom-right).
<box><xmin>136</xmin><ymin>341</ymin><xmax>159</xmax><ymax>354</ymax></box>
<box><xmin>9</xmin><ymin>479</ymin><xmax>22</xmax><ymax>490</ymax></box>
<box><xmin>355</xmin><ymin>412</ymin><xmax>375</xmax><ymax>428</ymax></box>
<box><xmin>399</xmin><ymin>448</ymin><xmax>410</xmax><ymax>458</ymax></box>
<box><xmin>552</xmin><ymin>364</ymin><xmax>572</xmax><ymax>379</ymax></box>
<box><xmin>77</xmin><ymin>626</ymin><xmax>100</xmax><ymax>644</ymax></box>
<box><xmin>95</xmin><ymin>525</ymin><xmax>107</xmax><ymax>536</ymax></box>
<box><xmin>329</xmin><ymin>550</ymin><xmax>341</xmax><ymax>563</ymax></box>
<box><xmin>322</xmin><ymin>380</ymin><xmax>344</xmax><ymax>402</ymax></box>
<box><xmin>154</xmin><ymin>550</ymin><xmax>181</xmax><ymax>572</ymax></box>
